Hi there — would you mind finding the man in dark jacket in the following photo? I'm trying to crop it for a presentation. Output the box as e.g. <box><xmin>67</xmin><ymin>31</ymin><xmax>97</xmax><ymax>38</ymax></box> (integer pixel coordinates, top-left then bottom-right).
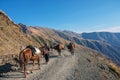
<box><xmin>44</xmin><ymin>43</ymin><xmax>50</xmax><ymax>64</ymax></box>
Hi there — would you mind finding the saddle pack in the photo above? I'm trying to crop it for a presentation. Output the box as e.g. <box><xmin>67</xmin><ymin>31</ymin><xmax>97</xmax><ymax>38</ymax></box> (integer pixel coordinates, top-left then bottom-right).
<box><xmin>26</xmin><ymin>45</ymin><xmax>36</xmax><ymax>55</ymax></box>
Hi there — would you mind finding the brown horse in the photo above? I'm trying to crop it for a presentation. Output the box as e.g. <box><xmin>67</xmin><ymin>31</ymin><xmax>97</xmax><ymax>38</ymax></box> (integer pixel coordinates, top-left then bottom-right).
<box><xmin>53</xmin><ymin>43</ymin><xmax>65</xmax><ymax>56</ymax></box>
<box><xmin>18</xmin><ymin>48</ymin><xmax>41</xmax><ymax>78</ymax></box>
<box><xmin>67</xmin><ymin>42</ymin><xmax>75</xmax><ymax>55</ymax></box>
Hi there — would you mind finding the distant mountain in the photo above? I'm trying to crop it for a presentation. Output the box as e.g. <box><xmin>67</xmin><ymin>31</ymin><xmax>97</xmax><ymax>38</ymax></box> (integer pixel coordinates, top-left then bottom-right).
<box><xmin>18</xmin><ymin>23</ymin><xmax>28</xmax><ymax>33</ymax></box>
<box><xmin>82</xmin><ymin>32</ymin><xmax>120</xmax><ymax>47</ymax></box>
<box><xmin>63</xmin><ymin>30</ymin><xmax>82</xmax><ymax>38</ymax></box>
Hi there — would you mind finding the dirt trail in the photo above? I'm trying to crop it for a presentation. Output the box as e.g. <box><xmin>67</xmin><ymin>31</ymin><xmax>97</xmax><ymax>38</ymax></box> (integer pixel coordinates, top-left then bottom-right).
<box><xmin>0</xmin><ymin>49</ymin><xmax>119</xmax><ymax>80</ymax></box>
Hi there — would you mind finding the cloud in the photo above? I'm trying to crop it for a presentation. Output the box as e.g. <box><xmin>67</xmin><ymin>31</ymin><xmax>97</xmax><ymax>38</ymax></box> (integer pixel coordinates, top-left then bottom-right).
<box><xmin>98</xmin><ymin>26</ymin><xmax>120</xmax><ymax>32</ymax></box>
<box><xmin>93</xmin><ymin>25</ymin><xmax>106</xmax><ymax>28</ymax></box>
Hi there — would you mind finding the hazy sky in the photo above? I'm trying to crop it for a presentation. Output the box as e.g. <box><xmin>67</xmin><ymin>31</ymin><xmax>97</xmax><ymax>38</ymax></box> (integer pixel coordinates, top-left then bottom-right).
<box><xmin>1</xmin><ymin>0</ymin><xmax>120</xmax><ymax>33</ymax></box>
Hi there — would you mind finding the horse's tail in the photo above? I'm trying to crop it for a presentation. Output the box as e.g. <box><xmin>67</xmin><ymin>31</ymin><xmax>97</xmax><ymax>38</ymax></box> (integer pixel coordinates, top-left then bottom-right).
<box><xmin>14</xmin><ymin>50</ymin><xmax>25</xmax><ymax>69</ymax></box>
<box><xmin>14</xmin><ymin>54</ymin><xmax>24</xmax><ymax>69</ymax></box>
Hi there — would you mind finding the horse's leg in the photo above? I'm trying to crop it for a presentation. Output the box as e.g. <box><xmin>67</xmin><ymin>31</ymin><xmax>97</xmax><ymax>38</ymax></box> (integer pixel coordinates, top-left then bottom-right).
<box><xmin>71</xmin><ymin>49</ymin><xmax>74</xmax><ymax>55</ymax></box>
<box><xmin>23</xmin><ymin>54</ymin><xmax>27</xmax><ymax>78</ymax></box>
<box><xmin>37</xmin><ymin>58</ymin><xmax>41</xmax><ymax>69</ymax></box>
<box><xmin>46</xmin><ymin>53</ymin><xmax>49</xmax><ymax>64</ymax></box>
<box><xmin>72</xmin><ymin>49</ymin><xmax>74</xmax><ymax>55</ymax></box>
<box><xmin>58</xmin><ymin>50</ymin><xmax>61</xmax><ymax>56</ymax></box>
<box><xmin>19</xmin><ymin>60</ymin><xmax>23</xmax><ymax>70</ymax></box>
<box><xmin>24</xmin><ymin>57</ymin><xmax>29</xmax><ymax>78</ymax></box>
<box><xmin>59</xmin><ymin>50</ymin><xmax>61</xmax><ymax>56</ymax></box>
<box><xmin>24</xmin><ymin>63</ymin><xmax>27</xmax><ymax>78</ymax></box>
<box><xmin>44</xmin><ymin>54</ymin><xmax>47</xmax><ymax>64</ymax></box>
<box><xmin>31</xmin><ymin>61</ymin><xmax>35</xmax><ymax>73</ymax></box>
<box><xmin>58</xmin><ymin>51</ymin><xmax>60</xmax><ymax>56</ymax></box>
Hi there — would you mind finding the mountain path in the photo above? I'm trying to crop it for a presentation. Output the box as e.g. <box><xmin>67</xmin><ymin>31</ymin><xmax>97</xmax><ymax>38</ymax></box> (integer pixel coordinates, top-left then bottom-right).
<box><xmin>0</xmin><ymin>49</ymin><xmax>119</xmax><ymax>80</ymax></box>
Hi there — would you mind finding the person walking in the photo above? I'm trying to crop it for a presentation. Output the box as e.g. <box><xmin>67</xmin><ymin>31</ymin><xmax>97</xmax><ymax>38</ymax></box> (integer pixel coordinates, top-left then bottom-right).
<box><xmin>43</xmin><ymin>43</ymin><xmax>50</xmax><ymax>64</ymax></box>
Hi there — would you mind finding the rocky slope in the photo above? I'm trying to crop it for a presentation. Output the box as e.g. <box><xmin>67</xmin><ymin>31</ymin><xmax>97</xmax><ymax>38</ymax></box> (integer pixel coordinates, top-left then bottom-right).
<box><xmin>0</xmin><ymin>11</ymin><xmax>41</xmax><ymax>56</ymax></box>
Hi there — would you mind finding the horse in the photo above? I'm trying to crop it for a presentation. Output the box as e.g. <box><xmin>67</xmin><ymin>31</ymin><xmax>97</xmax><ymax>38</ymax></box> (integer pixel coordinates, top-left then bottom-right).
<box><xmin>16</xmin><ymin>47</ymin><xmax>41</xmax><ymax>78</ymax></box>
<box><xmin>39</xmin><ymin>46</ymin><xmax>50</xmax><ymax>64</ymax></box>
<box><xmin>53</xmin><ymin>43</ymin><xmax>65</xmax><ymax>56</ymax></box>
<box><xmin>67</xmin><ymin>42</ymin><xmax>75</xmax><ymax>55</ymax></box>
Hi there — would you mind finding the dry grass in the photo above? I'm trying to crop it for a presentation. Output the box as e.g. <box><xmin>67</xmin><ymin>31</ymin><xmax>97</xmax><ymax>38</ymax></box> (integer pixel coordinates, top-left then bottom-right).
<box><xmin>106</xmin><ymin>60</ymin><xmax>120</xmax><ymax>77</ymax></box>
<box><xmin>0</xmin><ymin>11</ymin><xmax>41</xmax><ymax>56</ymax></box>
<box><xmin>27</xmin><ymin>27</ymin><xmax>70</xmax><ymax>44</ymax></box>
<box><xmin>86</xmin><ymin>47</ymin><xmax>120</xmax><ymax>77</ymax></box>
<box><xmin>97</xmin><ymin>53</ymin><xmax>120</xmax><ymax>77</ymax></box>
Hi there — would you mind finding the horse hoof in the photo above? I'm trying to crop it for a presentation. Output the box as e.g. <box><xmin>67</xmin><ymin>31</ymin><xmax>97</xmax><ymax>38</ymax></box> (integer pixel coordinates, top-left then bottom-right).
<box><xmin>24</xmin><ymin>75</ymin><xmax>28</xmax><ymax>78</ymax></box>
<box><xmin>39</xmin><ymin>67</ymin><xmax>41</xmax><ymax>70</ymax></box>
<box><xmin>27</xmin><ymin>71</ymin><xmax>30</xmax><ymax>74</ymax></box>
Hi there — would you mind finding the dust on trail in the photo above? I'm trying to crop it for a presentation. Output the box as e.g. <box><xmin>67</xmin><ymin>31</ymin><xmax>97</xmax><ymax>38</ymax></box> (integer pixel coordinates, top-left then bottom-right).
<box><xmin>0</xmin><ymin>49</ymin><xmax>119</xmax><ymax>80</ymax></box>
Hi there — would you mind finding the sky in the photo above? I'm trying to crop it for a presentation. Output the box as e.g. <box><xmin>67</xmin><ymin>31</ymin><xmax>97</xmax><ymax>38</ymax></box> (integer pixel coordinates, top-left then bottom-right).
<box><xmin>0</xmin><ymin>0</ymin><xmax>120</xmax><ymax>33</ymax></box>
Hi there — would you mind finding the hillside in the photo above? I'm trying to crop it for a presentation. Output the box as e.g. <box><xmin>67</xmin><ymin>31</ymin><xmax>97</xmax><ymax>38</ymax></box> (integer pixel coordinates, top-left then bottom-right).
<box><xmin>72</xmin><ymin>38</ymin><xmax>120</xmax><ymax>65</ymax></box>
<box><xmin>0</xmin><ymin>11</ymin><xmax>41</xmax><ymax>56</ymax></box>
<box><xmin>81</xmin><ymin>32</ymin><xmax>120</xmax><ymax>65</ymax></box>
<box><xmin>19</xmin><ymin>24</ymin><xmax>72</xmax><ymax>46</ymax></box>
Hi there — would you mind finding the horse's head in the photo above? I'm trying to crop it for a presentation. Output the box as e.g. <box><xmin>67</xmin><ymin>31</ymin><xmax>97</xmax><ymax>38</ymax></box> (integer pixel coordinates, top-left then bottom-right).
<box><xmin>60</xmin><ymin>44</ymin><xmax>65</xmax><ymax>50</ymax></box>
<box><xmin>52</xmin><ymin>44</ymin><xmax>58</xmax><ymax>50</ymax></box>
<box><xmin>53</xmin><ymin>43</ymin><xmax>65</xmax><ymax>50</ymax></box>
<box><xmin>68</xmin><ymin>42</ymin><xmax>75</xmax><ymax>50</ymax></box>
<box><xmin>39</xmin><ymin>47</ymin><xmax>46</xmax><ymax>55</ymax></box>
